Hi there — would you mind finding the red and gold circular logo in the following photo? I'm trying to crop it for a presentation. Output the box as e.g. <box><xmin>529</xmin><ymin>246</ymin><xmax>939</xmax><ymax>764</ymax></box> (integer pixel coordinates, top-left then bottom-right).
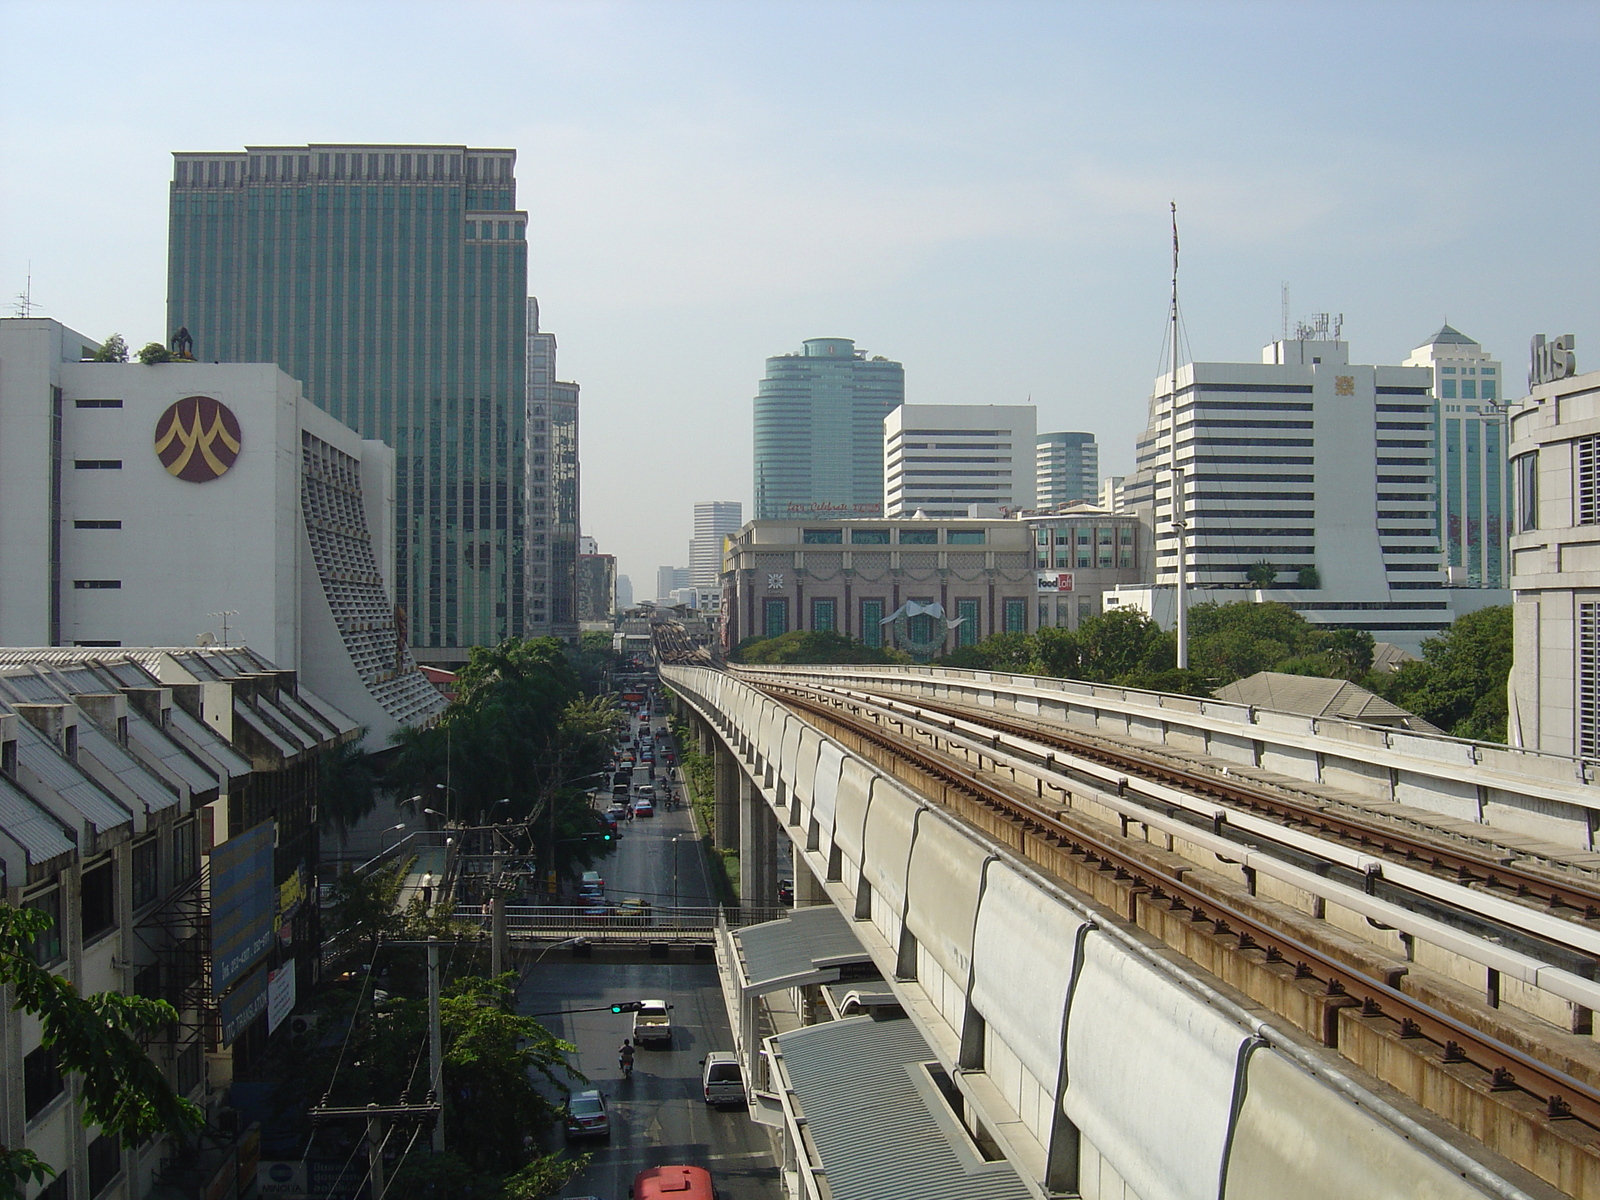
<box><xmin>153</xmin><ymin>395</ymin><xmax>242</xmax><ymax>482</ymax></box>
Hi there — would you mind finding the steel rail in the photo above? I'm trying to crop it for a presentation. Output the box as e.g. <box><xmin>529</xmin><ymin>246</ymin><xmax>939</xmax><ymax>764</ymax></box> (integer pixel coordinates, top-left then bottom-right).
<box><xmin>795</xmin><ymin>678</ymin><xmax>1600</xmax><ymax>924</ymax></box>
<box><xmin>763</xmin><ymin>682</ymin><xmax>1600</xmax><ymax>1134</ymax></box>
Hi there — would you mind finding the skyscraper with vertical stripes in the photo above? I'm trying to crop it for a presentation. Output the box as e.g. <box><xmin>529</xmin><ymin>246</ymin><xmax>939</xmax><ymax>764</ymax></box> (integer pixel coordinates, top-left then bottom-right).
<box><xmin>167</xmin><ymin>143</ymin><xmax>528</xmax><ymax>661</ymax></box>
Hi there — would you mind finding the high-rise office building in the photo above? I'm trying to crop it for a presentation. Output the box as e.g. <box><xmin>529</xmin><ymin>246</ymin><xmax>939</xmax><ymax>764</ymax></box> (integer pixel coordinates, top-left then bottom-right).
<box><xmin>690</xmin><ymin>501</ymin><xmax>743</xmax><ymax>587</ymax></box>
<box><xmin>753</xmin><ymin>338</ymin><xmax>904</xmax><ymax>520</ymax></box>
<box><xmin>884</xmin><ymin>404</ymin><xmax>1036</xmax><ymax>517</ymax></box>
<box><xmin>1123</xmin><ymin>328</ymin><xmax>1499</xmax><ymax>650</ymax></box>
<box><xmin>527</xmin><ymin>298</ymin><xmax>581</xmax><ymax>640</ymax></box>
<box><xmin>168</xmin><ymin>143</ymin><xmax>529</xmax><ymax>661</ymax></box>
<box><xmin>616</xmin><ymin>574</ymin><xmax>635</xmax><ymax>609</ymax></box>
<box><xmin>1036</xmin><ymin>431</ymin><xmax>1098</xmax><ymax>507</ymax></box>
<box><xmin>1099</xmin><ymin>475</ymin><xmax>1127</xmax><ymax>512</ymax></box>
<box><xmin>1402</xmin><ymin>326</ymin><xmax>1506</xmax><ymax>588</ymax></box>
<box><xmin>656</xmin><ymin>565</ymin><xmax>693</xmax><ymax>602</ymax></box>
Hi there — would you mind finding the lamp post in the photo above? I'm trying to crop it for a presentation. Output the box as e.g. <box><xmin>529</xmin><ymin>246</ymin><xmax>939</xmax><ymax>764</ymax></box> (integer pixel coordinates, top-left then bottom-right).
<box><xmin>379</xmin><ymin>823</ymin><xmax>407</xmax><ymax>856</ymax></box>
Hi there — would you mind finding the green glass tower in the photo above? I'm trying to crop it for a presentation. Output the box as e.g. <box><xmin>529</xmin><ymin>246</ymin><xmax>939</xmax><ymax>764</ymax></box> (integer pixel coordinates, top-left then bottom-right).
<box><xmin>167</xmin><ymin>143</ymin><xmax>528</xmax><ymax>659</ymax></box>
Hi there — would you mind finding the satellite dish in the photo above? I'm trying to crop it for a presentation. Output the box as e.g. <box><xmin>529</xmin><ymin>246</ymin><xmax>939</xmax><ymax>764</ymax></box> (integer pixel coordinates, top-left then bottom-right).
<box><xmin>196</xmin><ymin>632</ymin><xmax>217</xmax><ymax>646</ymax></box>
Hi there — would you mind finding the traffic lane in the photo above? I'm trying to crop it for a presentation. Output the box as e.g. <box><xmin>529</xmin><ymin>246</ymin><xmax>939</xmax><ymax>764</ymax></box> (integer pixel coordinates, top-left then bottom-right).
<box><xmin>522</xmin><ymin>962</ymin><xmax>779</xmax><ymax>1200</ymax></box>
<box><xmin>601</xmin><ymin>765</ymin><xmax>711</xmax><ymax>909</ymax></box>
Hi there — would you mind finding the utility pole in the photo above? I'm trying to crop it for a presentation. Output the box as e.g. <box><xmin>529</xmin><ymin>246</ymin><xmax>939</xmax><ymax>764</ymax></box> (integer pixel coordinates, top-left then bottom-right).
<box><xmin>366</xmin><ymin>1104</ymin><xmax>386</xmax><ymax>1199</ymax></box>
<box><xmin>1169</xmin><ymin>201</ymin><xmax>1189</xmax><ymax>670</ymax></box>
<box><xmin>490</xmin><ymin>851</ymin><xmax>507</xmax><ymax>977</ymax></box>
<box><xmin>427</xmin><ymin>937</ymin><xmax>444</xmax><ymax>1152</ymax></box>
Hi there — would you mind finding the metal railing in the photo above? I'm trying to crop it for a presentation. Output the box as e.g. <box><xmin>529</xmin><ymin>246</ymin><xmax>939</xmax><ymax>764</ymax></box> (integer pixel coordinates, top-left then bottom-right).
<box><xmin>449</xmin><ymin>904</ymin><xmax>791</xmax><ymax>941</ymax></box>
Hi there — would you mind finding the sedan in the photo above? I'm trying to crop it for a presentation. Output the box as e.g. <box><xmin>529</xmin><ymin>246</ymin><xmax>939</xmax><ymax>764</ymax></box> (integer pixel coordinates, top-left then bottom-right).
<box><xmin>633</xmin><ymin>797</ymin><xmax>654</xmax><ymax>818</ymax></box>
<box><xmin>563</xmin><ymin>1089</ymin><xmax>611</xmax><ymax>1140</ymax></box>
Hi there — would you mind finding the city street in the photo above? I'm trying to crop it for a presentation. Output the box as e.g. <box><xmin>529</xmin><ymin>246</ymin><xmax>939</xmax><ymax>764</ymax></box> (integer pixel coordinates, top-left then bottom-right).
<box><xmin>520</xmin><ymin>961</ymin><xmax>779</xmax><ymax>1200</ymax></box>
<box><xmin>523</xmin><ymin>717</ymin><xmax>779</xmax><ymax>1199</ymax></box>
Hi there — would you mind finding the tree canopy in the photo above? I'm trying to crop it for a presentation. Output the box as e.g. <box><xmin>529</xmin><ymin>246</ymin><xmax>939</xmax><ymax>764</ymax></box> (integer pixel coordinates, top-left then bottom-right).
<box><xmin>1377</xmin><ymin>605</ymin><xmax>1512</xmax><ymax>741</ymax></box>
<box><xmin>90</xmin><ymin>334</ymin><xmax>128</xmax><ymax>362</ymax></box>
<box><xmin>734</xmin><ymin>630</ymin><xmax>908</xmax><ymax>665</ymax></box>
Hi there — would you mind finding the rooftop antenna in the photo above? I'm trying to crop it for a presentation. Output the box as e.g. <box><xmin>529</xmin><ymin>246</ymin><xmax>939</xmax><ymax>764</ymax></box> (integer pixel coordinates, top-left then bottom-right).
<box><xmin>11</xmin><ymin>262</ymin><xmax>39</xmax><ymax>318</ymax></box>
<box><xmin>1280</xmin><ymin>283</ymin><xmax>1289</xmax><ymax>344</ymax></box>
<box><xmin>207</xmin><ymin>610</ymin><xmax>239</xmax><ymax>646</ymax></box>
<box><xmin>1168</xmin><ymin>202</ymin><xmax>1188</xmax><ymax>670</ymax></box>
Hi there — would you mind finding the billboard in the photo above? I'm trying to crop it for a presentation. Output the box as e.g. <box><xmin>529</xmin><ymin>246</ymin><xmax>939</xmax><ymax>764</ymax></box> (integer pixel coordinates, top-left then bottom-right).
<box><xmin>1036</xmin><ymin>571</ymin><xmax>1075</xmax><ymax>593</ymax></box>
<box><xmin>212</xmin><ymin>819</ymin><xmax>277</xmax><ymax>994</ymax></box>
<box><xmin>219</xmin><ymin>962</ymin><xmax>270</xmax><ymax>1045</ymax></box>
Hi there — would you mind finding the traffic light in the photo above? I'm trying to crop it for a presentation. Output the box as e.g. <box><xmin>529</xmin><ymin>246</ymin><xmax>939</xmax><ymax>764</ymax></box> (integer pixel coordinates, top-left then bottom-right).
<box><xmin>609</xmin><ymin>1001</ymin><xmax>644</xmax><ymax>1014</ymax></box>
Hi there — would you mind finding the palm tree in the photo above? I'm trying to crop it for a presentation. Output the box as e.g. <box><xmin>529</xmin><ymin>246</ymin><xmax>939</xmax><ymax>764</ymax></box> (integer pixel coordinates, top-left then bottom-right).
<box><xmin>318</xmin><ymin>728</ymin><xmax>381</xmax><ymax>843</ymax></box>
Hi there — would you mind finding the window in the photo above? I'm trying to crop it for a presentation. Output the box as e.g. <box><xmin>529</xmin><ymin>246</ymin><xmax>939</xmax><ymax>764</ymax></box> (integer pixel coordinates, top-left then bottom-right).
<box><xmin>1440</xmin><ymin>380</ymin><xmax>1456</xmax><ymax>399</ymax></box>
<box><xmin>1482</xmin><ymin>381</ymin><xmax>1497</xmax><ymax>401</ymax></box>
<box><xmin>75</xmin><ymin>399</ymin><xmax>122</xmax><ymax>409</ymax></box>
<box><xmin>88</xmin><ymin>1133</ymin><xmax>122</xmax><ymax>1196</ymax></box>
<box><xmin>36</xmin><ymin>1174</ymin><xmax>70</xmax><ymax>1200</ymax></box>
<box><xmin>898</xmin><ymin>528</ymin><xmax>938</xmax><ymax>544</ymax></box>
<box><xmin>946</xmin><ymin>529</ymin><xmax>985</xmax><ymax>545</ymax></box>
<box><xmin>1441</xmin><ymin>367</ymin><xmax>1456</xmax><ymax>374</ymax></box>
<box><xmin>81</xmin><ymin>860</ymin><xmax>115</xmax><ymax>940</ymax></box>
<box><xmin>74</xmin><ymin>580</ymin><xmax>122</xmax><ymax>589</ymax></box>
<box><xmin>1583</xmin><ymin>603</ymin><xmax>1600</xmax><ymax>758</ymax></box>
<box><xmin>860</xmin><ymin>599</ymin><xmax>885</xmax><ymax>648</ymax></box>
<box><xmin>74</xmin><ymin>459</ymin><xmax>123</xmax><ymax>470</ymax></box>
<box><xmin>25</xmin><ymin>888</ymin><xmax>62</xmax><ymax>966</ymax></box>
<box><xmin>1003</xmin><ymin>598</ymin><xmax>1027</xmax><ymax>634</ymax></box>
<box><xmin>812</xmin><ymin>599</ymin><xmax>836</xmax><ymax>632</ymax></box>
<box><xmin>1036</xmin><ymin>529</ymin><xmax>1049</xmax><ymax>546</ymax></box>
<box><xmin>132</xmin><ymin>837</ymin><xmax>159</xmax><ymax>909</ymax></box>
<box><xmin>957</xmin><ymin>599</ymin><xmax>980</xmax><ymax>647</ymax></box>
<box><xmin>1579</xmin><ymin>438</ymin><xmax>1597</xmax><ymax>526</ymax></box>
<box><xmin>850</xmin><ymin>528</ymin><xmax>890</xmax><ymax>545</ymax></box>
<box><xmin>1462</xmin><ymin>380</ymin><xmax>1477</xmax><ymax>400</ymax></box>
<box><xmin>802</xmin><ymin>528</ymin><xmax>843</xmax><ymax>545</ymax></box>
<box><xmin>763</xmin><ymin>598</ymin><xmax>788</xmax><ymax>640</ymax></box>
<box><xmin>24</xmin><ymin>1045</ymin><xmax>63</xmax><ymax>1120</ymax></box>
<box><xmin>74</xmin><ymin>520</ymin><xmax>122</xmax><ymax>529</ymax></box>
<box><xmin>173</xmin><ymin>819</ymin><xmax>199</xmax><ymax>884</ymax></box>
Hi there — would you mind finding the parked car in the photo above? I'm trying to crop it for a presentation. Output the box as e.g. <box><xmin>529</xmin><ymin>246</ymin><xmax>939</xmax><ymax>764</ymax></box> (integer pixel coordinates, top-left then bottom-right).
<box><xmin>564</xmin><ymin>1089</ymin><xmax>611</xmax><ymax>1140</ymax></box>
<box><xmin>701</xmin><ymin>1053</ymin><xmax>745</xmax><ymax>1107</ymax></box>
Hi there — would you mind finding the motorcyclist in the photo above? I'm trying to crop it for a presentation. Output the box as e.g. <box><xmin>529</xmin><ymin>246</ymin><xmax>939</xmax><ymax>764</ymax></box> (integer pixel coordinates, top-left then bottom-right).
<box><xmin>619</xmin><ymin>1039</ymin><xmax>635</xmax><ymax>1076</ymax></box>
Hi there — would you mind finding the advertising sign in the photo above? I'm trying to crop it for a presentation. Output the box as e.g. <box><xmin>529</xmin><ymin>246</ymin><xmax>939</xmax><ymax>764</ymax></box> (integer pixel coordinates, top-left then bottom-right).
<box><xmin>212</xmin><ymin>820</ymin><xmax>277</xmax><ymax>994</ymax></box>
<box><xmin>1036</xmin><ymin>571</ymin><xmax>1075</xmax><ymax>593</ymax></box>
<box><xmin>258</xmin><ymin>1161</ymin><xmax>307</xmax><ymax>1199</ymax></box>
<box><xmin>219</xmin><ymin>961</ymin><xmax>270</xmax><ymax>1045</ymax></box>
<box><xmin>267</xmin><ymin>963</ymin><xmax>297</xmax><ymax>1036</ymax></box>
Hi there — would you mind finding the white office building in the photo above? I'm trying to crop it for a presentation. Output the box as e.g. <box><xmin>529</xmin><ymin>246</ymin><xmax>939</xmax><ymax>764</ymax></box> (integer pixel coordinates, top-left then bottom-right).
<box><xmin>1506</xmin><ymin>344</ymin><xmax>1599</xmax><ymax>757</ymax></box>
<box><xmin>1099</xmin><ymin>475</ymin><xmax>1128</xmax><ymax>512</ymax></box>
<box><xmin>1035</xmin><ymin>431</ymin><xmax>1098</xmax><ymax>507</ymax></box>
<box><xmin>0</xmin><ymin>318</ymin><xmax>445</xmax><ymax>745</ymax></box>
<box><xmin>1122</xmin><ymin>328</ymin><xmax>1503</xmax><ymax>651</ymax></box>
<box><xmin>1403</xmin><ymin>326</ymin><xmax>1508</xmax><ymax>588</ymax></box>
<box><xmin>690</xmin><ymin>501</ymin><xmax>744</xmax><ymax>587</ymax></box>
<box><xmin>884</xmin><ymin>404</ymin><xmax>1036</xmax><ymax>517</ymax></box>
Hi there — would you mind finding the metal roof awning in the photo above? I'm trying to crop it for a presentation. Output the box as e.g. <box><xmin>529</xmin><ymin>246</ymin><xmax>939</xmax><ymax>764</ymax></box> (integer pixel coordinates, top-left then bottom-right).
<box><xmin>771</xmin><ymin>1015</ymin><xmax>1033</xmax><ymax>1200</ymax></box>
<box><xmin>0</xmin><ymin>778</ymin><xmax>75</xmax><ymax>872</ymax></box>
<box><xmin>734</xmin><ymin>904</ymin><xmax>874</xmax><ymax>996</ymax></box>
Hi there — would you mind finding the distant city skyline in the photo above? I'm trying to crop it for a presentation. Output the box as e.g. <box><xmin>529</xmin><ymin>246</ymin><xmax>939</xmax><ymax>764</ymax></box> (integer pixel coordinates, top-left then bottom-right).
<box><xmin>2</xmin><ymin>2</ymin><xmax>1594</xmax><ymax>587</ymax></box>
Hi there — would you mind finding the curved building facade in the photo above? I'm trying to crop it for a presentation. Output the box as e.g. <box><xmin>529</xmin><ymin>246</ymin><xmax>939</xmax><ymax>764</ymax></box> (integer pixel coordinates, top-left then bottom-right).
<box><xmin>753</xmin><ymin>338</ymin><xmax>904</xmax><ymax>521</ymax></box>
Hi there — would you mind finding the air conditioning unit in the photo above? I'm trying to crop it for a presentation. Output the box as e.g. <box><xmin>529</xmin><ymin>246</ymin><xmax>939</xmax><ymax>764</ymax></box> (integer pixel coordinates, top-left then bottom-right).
<box><xmin>288</xmin><ymin>1014</ymin><xmax>322</xmax><ymax>1047</ymax></box>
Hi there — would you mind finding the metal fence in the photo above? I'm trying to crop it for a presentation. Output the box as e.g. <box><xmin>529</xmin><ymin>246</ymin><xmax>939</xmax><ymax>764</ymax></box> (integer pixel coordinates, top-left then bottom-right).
<box><xmin>448</xmin><ymin>904</ymin><xmax>793</xmax><ymax>941</ymax></box>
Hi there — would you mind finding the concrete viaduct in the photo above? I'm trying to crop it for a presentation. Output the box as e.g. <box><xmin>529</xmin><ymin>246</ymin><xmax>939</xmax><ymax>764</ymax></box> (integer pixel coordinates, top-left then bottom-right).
<box><xmin>664</xmin><ymin>661</ymin><xmax>1594</xmax><ymax>1200</ymax></box>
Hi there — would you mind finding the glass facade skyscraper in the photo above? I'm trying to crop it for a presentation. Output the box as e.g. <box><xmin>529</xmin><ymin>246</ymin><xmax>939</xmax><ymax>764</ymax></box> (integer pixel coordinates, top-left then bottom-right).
<box><xmin>526</xmin><ymin>298</ymin><xmax>580</xmax><ymax>640</ymax></box>
<box><xmin>1035</xmin><ymin>431</ymin><xmax>1099</xmax><ymax>507</ymax></box>
<box><xmin>1403</xmin><ymin>326</ymin><xmax>1507</xmax><ymax>588</ymax></box>
<box><xmin>168</xmin><ymin>143</ymin><xmax>528</xmax><ymax>659</ymax></box>
<box><xmin>753</xmin><ymin>338</ymin><xmax>904</xmax><ymax>520</ymax></box>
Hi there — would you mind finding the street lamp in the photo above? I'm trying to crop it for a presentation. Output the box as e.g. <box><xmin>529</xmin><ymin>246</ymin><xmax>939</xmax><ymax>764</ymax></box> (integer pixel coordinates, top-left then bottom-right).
<box><xmin>380</xmin><ymin>823</ymin><xmax>408</xmax><ymax>856</ymax></box>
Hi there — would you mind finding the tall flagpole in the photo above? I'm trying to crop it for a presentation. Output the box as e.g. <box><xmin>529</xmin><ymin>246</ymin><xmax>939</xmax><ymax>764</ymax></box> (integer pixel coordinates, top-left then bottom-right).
<box><xmin>1170</xmin><ymin>202</ymin><xmax>1188</xmax><ymax>669</ymax></box>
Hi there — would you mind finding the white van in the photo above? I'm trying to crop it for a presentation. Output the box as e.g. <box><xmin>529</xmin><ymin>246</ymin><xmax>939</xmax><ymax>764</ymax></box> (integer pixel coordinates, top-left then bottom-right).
<box><xmin>701</xmin><ymin>1052</ymin><xmax>744</xmax><ymax>1107</ymax></box>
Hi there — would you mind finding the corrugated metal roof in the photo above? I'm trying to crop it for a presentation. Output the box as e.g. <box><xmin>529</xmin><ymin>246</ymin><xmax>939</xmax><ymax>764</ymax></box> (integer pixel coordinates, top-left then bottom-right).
<box><xmin>774</xmin><ymin>1015</ymin><xmax>1033</xmax><ymax>1200</ymax></box>
<box><xmin>0</xmin><ymin>671</ymin><xmax>66</xmax><ymax>703</ymax></box>
<box><xmin>0</xmin><ymin>778</ymin><xmax>76</xmax><ymax>866</ymax></box>
<box><xmin>287</xmin><ymin>687</ymin><xmax>359</xmax><ymax>737</ymax></box>
<box><xmin>12</xmin><ymin>720</ymin><xmax>132</xmax><ymax>836</ymax></box>
<box><xmin>1215</xmin><ymin>671</ymin><xmax>1443</xmax><ymax>733</ymax></box>
<box><xmin>76</xmin><ymin>724</ymin><xmax>180</xmax><ymax>815</ymax></box>
<box><xmin>167</xmin><ymin>706</ymin><xmax>254</xmax><ymax>778</ymax></box>
<box><xmin>736</xmin><ymin>904</ymin><xmax>873</xmax><ymax>992</ymax></box>
<box><xmin>122</xmin><ymin>711</ymin><xmax>221</xmax><ymax>795</ymax></box>
<box><xmin>234</xmin><ymin>701</ymin><xmax>300</xmax><ymax>758</ymax></box>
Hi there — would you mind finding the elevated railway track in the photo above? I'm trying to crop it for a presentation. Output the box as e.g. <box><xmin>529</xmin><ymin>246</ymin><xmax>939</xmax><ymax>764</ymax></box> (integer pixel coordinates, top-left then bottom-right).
<box><xmin>746</xmin><ymin>672</ymin><xmax>1600</xmax><ymax>1171</ymax></box>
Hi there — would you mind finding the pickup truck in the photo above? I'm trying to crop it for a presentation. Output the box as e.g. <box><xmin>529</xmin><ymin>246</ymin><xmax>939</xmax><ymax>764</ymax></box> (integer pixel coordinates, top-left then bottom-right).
<box><xmin>632</xmin><ymin>999</ymin><xmax>673</xmax><ymax>1046</ymax></box>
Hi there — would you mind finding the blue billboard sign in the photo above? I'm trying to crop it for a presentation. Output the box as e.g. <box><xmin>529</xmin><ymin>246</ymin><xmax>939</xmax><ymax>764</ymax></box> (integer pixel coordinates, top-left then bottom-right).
<box><xmin>212</xmin><ymin>819</ymin><xmax>276</xmax><ymax>995</ymax></box>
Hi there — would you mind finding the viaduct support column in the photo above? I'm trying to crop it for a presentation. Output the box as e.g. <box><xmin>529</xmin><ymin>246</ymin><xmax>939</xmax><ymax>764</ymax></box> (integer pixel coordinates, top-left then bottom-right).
<box><xmin>713</xmin><ymin>741</ymin><xmax>740</xmax><ymax>855</ymax></box>
<box><xmin>793</xmin><ymin>843</ymin><xmax>828</xmax><ymax>907</ymax></box>
<box><xmin>739</xmin><ymin>775</ymin><xmax>779</xmax><ymax>907</ymax></box>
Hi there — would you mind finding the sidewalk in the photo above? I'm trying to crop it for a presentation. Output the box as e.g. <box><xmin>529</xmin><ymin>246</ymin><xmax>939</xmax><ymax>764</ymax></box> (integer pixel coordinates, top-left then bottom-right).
<box><xmin>394</xmin><ymin>843</ymin><xmax>449</xmax><ymax>911</ymax></box>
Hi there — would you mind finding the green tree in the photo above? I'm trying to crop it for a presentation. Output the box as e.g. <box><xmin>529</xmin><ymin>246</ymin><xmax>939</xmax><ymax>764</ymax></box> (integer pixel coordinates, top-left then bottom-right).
<box><xmin>1075</xmin><ymin>609</ymin><xmax>1169</xmax><ymax>682</ymax></box>
<box><xmin>135</xmin><ymin>341</ymin><xmax>174</xmax><ymax>364</ymax></box>
<box><xmin>0</xmin><ymin>907</ymin><xmax>203</xmax><ymax>1197</ymax></box>
<box><xmin>737</xmin><ymin>629</ymin><xmax>901</xmax><ymax>665</ymax></box>
<box><xmin>1296</xmin><ymin>564</ymin><xmax>1321</xmax><ymax>589</ymax></box>
<box><xmin>569</xmin><ymin>630</ymin><xmax>620</xmax><ymax>694</ymax></box>
<box><xmin>1380</xmin><ymin>606</ymin><xmax>1513</xmax><ymax>741</ymax></box>
<box><xmin>1029</xmin><ymin>626</ymin><xmax>1081</xmax><ymax>679</ymax></box>
<box><xmin>318</xmin><ymin>729</ymin><xmax>381</xmax><ymax>841</ymax></box>
<box><xmin>1245</xmin><ymin>560</ymin><xmax>1278</xmax><ymax>588</ymax></box>
<box><xmin>940</xmin><ymin>630</ymin><xmax>1034</xmax><ymax>672</ymax></box>
<box><xmin>91</xmin><ymin>334</ymin><xmax>128</xmax><ymax>362</ymax></box>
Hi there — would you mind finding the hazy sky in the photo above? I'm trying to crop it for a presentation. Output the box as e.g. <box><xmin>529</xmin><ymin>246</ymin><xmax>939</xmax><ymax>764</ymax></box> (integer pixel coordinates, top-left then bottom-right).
<box><xmin>3</xmin><ymin>1</ymin><xmax>1596</xmax><ymax>590</ymax></box>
